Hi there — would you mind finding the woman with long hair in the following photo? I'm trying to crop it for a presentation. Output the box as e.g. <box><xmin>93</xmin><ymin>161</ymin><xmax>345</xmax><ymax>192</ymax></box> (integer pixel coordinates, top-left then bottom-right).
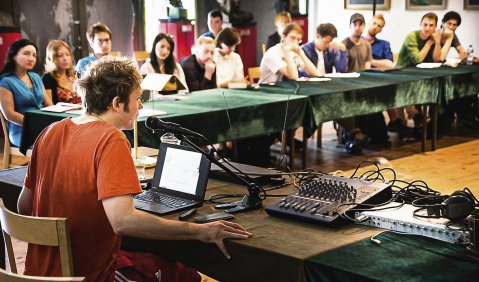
<box><xmin>140</xmin><ymin>33</ymin><xmax>188</xmax><ymax>91</ymax></box>
<box><xmin>43</xmin><ymin>40</ymin><xmax>80</xmax><ymax>104</ymax></box>
<box><xmin>0</xmin><ymin>39</ymin><xmax>52</xmax><ymax>146</ymax></box>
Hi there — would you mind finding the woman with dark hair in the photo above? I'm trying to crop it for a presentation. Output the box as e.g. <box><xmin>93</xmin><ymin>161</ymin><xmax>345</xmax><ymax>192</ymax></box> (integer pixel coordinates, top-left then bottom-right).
<box><xmin>213</xmin><ymin>27</ymin><xmax>247</xmax><ymax>88</ymax></box>
<box><xmin>43</xmin><ymin>39</ymin><xmax>80</xmax><ymax>104</ymax></box>
<box><xmin>0</xmin><ymin>39</ymin><xmax>52</xmax><ymax>147</ymax></box>
<box><xmin>140</xmin><ymin>33</ymin><xmax>188</xmax><ymax>91</ymax></box>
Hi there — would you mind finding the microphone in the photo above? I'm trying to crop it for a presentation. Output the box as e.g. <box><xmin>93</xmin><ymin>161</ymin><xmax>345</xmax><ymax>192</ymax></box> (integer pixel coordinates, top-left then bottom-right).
<box><xmin>145</xmin><ymin>116</ymin><xmax>206</xmax><ymax>140</ymax></box>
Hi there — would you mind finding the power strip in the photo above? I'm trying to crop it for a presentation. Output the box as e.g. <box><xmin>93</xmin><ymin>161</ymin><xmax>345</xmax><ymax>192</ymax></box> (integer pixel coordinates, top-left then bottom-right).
<box><xmin>355</xmin><ymin>203</ymin><xmax>469</xmax><ymax>244</ymax></box>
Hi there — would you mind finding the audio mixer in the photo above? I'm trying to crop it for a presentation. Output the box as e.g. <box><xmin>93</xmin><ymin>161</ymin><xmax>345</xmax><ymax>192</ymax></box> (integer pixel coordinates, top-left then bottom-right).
<box><xmin>266</xmin><ymin>175</ymin><xmax>391</xmax><ymax>226</ymax></box>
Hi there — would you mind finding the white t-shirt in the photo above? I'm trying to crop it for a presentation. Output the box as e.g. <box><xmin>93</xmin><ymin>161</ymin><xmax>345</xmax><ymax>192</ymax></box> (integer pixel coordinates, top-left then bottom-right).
<box><xmin>315</xmin><ymin>49</ymin><xmax>326</xmax><ymax>76</ymax></box>
<box><xmin>259</xmin><ymin>43</ymin><xmax>304</xmax><ymax>84</ymax></box>
<box><xmin>140</xmin><ymin>59</ymin><xmax>189</xmax><ymax>91</ymax></box>
<box><xmin>213</xmin><ymin>48</ymin><xmax>245</xmax><ymax>87</ymax></box>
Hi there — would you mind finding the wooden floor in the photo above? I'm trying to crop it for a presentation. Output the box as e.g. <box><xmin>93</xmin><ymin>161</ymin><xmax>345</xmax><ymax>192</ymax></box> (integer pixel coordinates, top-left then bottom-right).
<box><xmin>2</xmin><ymin>120</ymin><xmax>478</xmax><ymax>280</ymax></box>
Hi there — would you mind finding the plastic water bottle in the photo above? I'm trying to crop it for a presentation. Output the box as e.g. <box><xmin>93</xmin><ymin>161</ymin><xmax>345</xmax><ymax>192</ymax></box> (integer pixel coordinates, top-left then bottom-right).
<box><xmin>466</xmin><ymin>45</ymin><xmax>474</xmax><ymax>65</ymax></box>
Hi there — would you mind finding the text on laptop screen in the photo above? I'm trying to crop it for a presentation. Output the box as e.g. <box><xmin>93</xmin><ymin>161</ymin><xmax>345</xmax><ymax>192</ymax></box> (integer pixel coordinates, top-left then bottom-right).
<box><xmin>159</xmin><ymin>147</ymin><xmax>202</xmax><ymax>195</ymax></box>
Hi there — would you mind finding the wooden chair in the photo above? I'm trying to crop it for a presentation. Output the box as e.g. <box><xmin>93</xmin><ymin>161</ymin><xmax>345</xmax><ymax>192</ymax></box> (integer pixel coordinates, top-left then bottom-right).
<box><xmin>248</xmin><ymin>67</ymin><xmax>261</xmax><ymax>84</ymax></box>
<box><xmin>0</xmin><ymin>199</ymin><xmax>75</xmax><ymax>277</ymax></box>
<box><xmin>0</xmin><ymin>268</ymin><xmax>85</xmax><ymax>282</ymax></box>
<box><xmin>1</xmin><ymin>113</ymin><xmax>32</xmax><ymax>168</ymax></box>
<box><xmin>133</xmin><ymin>51</ymin><xmax>150</xmax><ymax>67</ymax></box>
<box><xmin>109</xmin><ymin>51</ymin><xmax>122</xmax><ymax>57</ymax></box>
<box><xmin>261</xmin><ymin>43</ymin><xmax>266</xmax><ymax>55</ymax></box>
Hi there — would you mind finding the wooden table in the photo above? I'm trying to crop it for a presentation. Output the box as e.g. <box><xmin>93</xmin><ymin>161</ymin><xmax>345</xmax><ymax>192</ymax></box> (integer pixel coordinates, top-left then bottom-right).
<box><xmin>1</xmin><ymin>141</ymin><xmax>478</xmax><ymax>280</ymax></box>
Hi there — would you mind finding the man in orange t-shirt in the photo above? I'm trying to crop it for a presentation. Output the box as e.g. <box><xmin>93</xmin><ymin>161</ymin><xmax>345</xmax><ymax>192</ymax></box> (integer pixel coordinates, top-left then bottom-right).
<box><xmin>18</xmin><ymin>57</ymin><xmax>252</xmax><ymax>281</ymax></box>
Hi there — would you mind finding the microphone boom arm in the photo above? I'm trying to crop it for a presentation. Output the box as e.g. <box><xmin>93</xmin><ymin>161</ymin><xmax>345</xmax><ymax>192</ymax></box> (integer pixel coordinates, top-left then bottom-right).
<box><xmin>176</xmin><ymin>134</ymin><xmax>263</xmax><ymax>213</ymax></box>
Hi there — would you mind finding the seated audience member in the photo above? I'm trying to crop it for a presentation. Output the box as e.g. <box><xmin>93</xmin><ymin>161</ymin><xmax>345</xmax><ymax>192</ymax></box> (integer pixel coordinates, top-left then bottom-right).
<box><xmin>396</xmin><ymin>12</ymin><xmax>441</xmax><ymax>130</ymax></box>
<box><xmin>260</xmin><ymin>22</ymin><xmax>320</xmax><ymax>84</ymax></box>
<box><xmin>180</xmin><ymin>36</ymin><xmax>217</xmax><ymax>91</ymax></box>
<box><xmin>201</xmin><ymin>9</ymin><xmax>223</xmax><ymax>39</ymax></box>
<box><xmin>439</xmin><ymin>11</ymin><xmax>466</xmax><ymax>61</ymax></box>
<box><xmin>213</xmin><ymin>27</ymin><xmax>247</xmax><ymax>88</ymax></box>
<box><xmin>42</xmin><ymin>40</ymin><xmax>81</xmax><ymax>104</ymax></box>
<box><xmin>75</xmin><ymin>22</ymin><xmax>112</xmax><ymax>77</ymax></box>
<box><xmin>300</xmin><ymin>23</ymin><xmax>347</xmax><ymax>76</ymax></box>
<box><xmin>342</xmin><ymin>13</ymin><xmax>372</xmax><ymax>71</ymax></box>
<box><xmin>363</xmin><ymin>13</ymin><xmax>393</xmax><ymax>69</ymax></box>
<box><xmin>140</xmin><ymin>33</ymin><xmax>188</xmax><ymax>91</ymax></box>
<box><xmin>396</xmin><ymin>12</ymin><xmax>441</xmax><ymax>67</ymax></box>
<box><xmin>0</xmin><ymin>39</ymin><xmax>52</xmax><ymax>147</ymax></box>
<box><xmin>266</xmin><ymin>11</ymin><xmax>292</xmax><ymax>50</ymax></box>
<box><xmin>18</xmin><ymin>56</ymin><xmax>252</xmax><ymax>281</ymax></box>
<box><xmin>363</xmin><ymin>14</ymin><xmax>406</xmax><ymax>138</ymax></box>
<box><xmin>438</xmin><ymin>11</ymin><xmax>479</xmax><ymax>129</ymax></box>
<box><xmin>335</xmin><ymin>13</ymin><xmax>375</xmax><ymax>150</ymax></box>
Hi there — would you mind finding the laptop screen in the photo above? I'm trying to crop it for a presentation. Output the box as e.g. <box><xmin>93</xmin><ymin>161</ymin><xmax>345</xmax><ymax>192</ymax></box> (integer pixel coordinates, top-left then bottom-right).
<box><xmin>159</xmin><ymin>147</ymin><xmax>201</xmax><ymax>195</ymax></box>
<box><xmin>152</xmin><ymin>142</ymin><xmax>211</xmax><ymax>200</ymax></box>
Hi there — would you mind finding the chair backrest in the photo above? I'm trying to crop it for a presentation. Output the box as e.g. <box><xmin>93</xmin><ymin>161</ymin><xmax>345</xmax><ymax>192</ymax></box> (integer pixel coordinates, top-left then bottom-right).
<box><xmin>0</xmin><ymin>111</ymin><xmax>12</xmax><ymax>168</ymax></box>
<box><xmin>0</xmin><ymin>268</ymin><xmax>85</xmax><ymax>282</ymax></box>
<box><xmin>133</xmin><ymin>51</ymin><xmax>150</xmax><ymax>66</ymax></box>
<box><xmin>393</xmin><ymin>53</ymin><xmax>398</xmax><ymax>63</ymax></box>
<box><xmin>0</xmin><ymin>112</ymin><xmax>32</xmax><ymax>168</ymax></box>
<box><xmin>110</xmin><ymin>51</ymin><xmax>122</xmax><ymax>57</ymax></box>
<box><xmin>248</xmin><ymin>67</ymin><xmax>261</xmax><ymax>84</ymax></box>
<box><xmin>261</xmin><ymin>43</ymin><xmax>266</xmax><ymax>55</ymax></box>
<box><xmin>0</xmin><ymin>199</ymin><xmax>75</xmax><ymax>277</ymax></box>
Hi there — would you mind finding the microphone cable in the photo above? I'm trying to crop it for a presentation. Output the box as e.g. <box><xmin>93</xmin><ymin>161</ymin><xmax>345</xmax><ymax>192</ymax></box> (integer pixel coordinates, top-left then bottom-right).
<box><xmin>276</xmin><ymin>81</ymin><xmax>300</xmax><ymax>172</ymax></box>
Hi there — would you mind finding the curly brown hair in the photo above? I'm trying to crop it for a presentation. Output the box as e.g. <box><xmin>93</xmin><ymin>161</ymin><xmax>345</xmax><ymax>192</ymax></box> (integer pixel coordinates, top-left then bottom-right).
<box><xmin>76</xmin><ymin>56</ymin><xmax>142</xmax><ymax>115</ymax></box>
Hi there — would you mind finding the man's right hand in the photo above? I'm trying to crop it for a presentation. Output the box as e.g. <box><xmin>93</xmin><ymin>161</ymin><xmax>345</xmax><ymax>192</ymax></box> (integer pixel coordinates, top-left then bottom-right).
<box><xmin>204</xmin><ymin>60</ymin><xmax>216</xmax><ymax>79</ymax></box>
<box><xmin>330</xmin><ymin>42</ymin><xmax>346</xmax><ymax>51</ymax></box>
<box><xmin>197</xmin><ymin>220</ymin><xmax>253</xmax><ymax>259</ymax></box>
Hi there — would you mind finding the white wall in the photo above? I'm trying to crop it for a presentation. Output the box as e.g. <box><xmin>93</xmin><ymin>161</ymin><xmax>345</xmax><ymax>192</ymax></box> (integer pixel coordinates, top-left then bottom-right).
<box><xmin>309</xmin><ymin>0</ymin><xmax>479</xmax><ymax>57</ymax></box>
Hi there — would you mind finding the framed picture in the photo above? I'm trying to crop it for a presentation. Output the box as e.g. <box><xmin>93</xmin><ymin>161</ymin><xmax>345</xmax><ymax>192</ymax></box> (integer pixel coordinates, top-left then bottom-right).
<box><xmin>406</xmin><ymin>0</ymin><xmax>447</xmax><ymax>10</ymax></box>
<box><xmin>464</xmin><ymin>0</ymin><xmax>479</xmax><ymax>10</ymax></box>
<box><xmin>344</xmin><ymin>0</ymin><xmax>391</xmax><ymax>10</ymax></box>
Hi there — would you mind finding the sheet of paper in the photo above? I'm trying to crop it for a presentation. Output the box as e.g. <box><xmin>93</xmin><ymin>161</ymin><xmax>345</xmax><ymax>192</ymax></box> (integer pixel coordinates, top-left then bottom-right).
<box><xmin>324</xmin><ymin>72</ymin><xmax>361</xmax><ymax>78</ymax></box>
<box><xmin>416</xmin><ymin>63</ymin><xmax>442</xmax><ymax>69</ymax></box>
<box><xmin>138</xmin><ymin>108</ymin><xmax>167</xmax><ymax>117</ymax></box>
<box><xmin>159</xmin><ymin>148</ymin><xmax>202</xmax><ymax>195</ymax></box>
<box><xmin>41</xmin><ymin>102</ymin><xmax>82</xmax><ymax>113</ymax></box>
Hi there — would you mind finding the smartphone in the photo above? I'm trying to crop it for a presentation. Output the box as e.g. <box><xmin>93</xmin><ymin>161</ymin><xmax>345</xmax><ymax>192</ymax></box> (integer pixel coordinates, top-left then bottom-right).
<box><xmin>194</xmin><ymin>212</ymin><xmax>235</xmax><ymax>223</ymax></box>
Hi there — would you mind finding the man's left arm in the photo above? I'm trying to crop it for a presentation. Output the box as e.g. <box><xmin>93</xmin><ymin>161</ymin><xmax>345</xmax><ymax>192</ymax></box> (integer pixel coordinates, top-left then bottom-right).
<box><xmin>364</xmin><ymin>42</ymin><xmax>373</xmax><ymax>70</ymax></box>
<box><xmin>371</xmin><ymin>41</ymin><xmax>393</xmax><ymax>68</ymax></box>
<box><xmin>18</xmin><ymin>186</ymin><xmax>33</xmax><ymax>215</ymax></box>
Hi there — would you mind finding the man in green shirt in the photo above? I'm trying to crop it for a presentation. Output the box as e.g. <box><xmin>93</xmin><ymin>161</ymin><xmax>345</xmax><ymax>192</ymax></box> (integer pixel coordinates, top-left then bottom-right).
<box><xmin>396</xmin><ymin>12</ymin><xmax>441</xmax><ymax>67</ymax></box>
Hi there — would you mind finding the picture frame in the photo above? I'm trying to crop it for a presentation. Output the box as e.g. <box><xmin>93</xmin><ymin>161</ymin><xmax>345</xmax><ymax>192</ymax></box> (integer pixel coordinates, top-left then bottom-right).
<box><xmin>344</xmin><ymin>0</ymin><xmax>391</xmax><ymax>10</ymax></box>
<box><xmin>464</xmin><ymin>0</ymin><xmax>479</xmax><ymax>10</ymax></box>
<box><xmin>405</xmin><ymin>0</ymin><xmax>447</xmax><ymax>10</ymax></box>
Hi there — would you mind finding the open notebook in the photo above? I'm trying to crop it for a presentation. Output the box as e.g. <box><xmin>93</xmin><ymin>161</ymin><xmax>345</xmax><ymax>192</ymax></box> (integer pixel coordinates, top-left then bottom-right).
<box><xmin>133</xmin><ymin>142</ymin><xmax>211</xmax><ymax>215</ymax></box>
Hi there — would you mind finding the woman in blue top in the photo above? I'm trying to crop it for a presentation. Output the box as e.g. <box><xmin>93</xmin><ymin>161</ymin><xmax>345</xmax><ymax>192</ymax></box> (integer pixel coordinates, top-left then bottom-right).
<box><xmin>0</xmin><ymin>39</ymin><xmax>52</xmax><ymax>147</ymax></box>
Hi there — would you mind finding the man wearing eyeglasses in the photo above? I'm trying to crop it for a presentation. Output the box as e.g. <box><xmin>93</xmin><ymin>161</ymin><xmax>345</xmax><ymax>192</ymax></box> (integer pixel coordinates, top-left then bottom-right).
<box><xmin>75</xmin><ymin>22</ymin><xmax>112</xmax><ymax>77</ymax></box>
<box><xmin>259</xmin><ymin>22</ymin><xmax>319</xmax><ymax>84</ymax></box>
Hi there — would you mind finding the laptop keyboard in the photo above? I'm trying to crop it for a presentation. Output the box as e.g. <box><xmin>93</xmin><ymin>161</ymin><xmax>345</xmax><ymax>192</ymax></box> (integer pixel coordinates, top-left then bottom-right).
<box><xmin>135</xmin><ymin>191</ymin><xmax>194</xmax><ymax>208</ymax></box>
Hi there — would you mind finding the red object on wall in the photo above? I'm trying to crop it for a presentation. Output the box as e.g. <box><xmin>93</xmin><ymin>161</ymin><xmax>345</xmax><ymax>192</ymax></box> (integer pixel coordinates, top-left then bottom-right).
<box><xmin>233</xmin><ymin>24</ymin><xmax>257</xmax><ymax>75</ymax></box>
<box><xmin>159</xmin><ymin>20</ymin><xmax>195</xmax><ymax>62</ymax></box>
<box><xmin>0</xmin><ymin>26</ymin><xmax>21</xmax><ymax>71</ymax></box>
<box><xmin>292</xmin><ymin>15</ymin><xmax>308</xmax><ymax>44</ymax></box>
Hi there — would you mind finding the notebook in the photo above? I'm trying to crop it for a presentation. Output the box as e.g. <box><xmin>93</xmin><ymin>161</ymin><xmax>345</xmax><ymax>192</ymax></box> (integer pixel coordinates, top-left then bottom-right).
<box><xmin>133</xmin><ymin>142</ymin><xmax>211</xmax><ymax>215</ymax></box>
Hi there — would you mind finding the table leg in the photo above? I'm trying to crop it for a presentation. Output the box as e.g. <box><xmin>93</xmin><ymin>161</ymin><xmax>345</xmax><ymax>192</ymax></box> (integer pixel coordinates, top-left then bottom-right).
<box><xmin>316</xmin><ymin>124</ymin><xmax>322</xmax><ymax>148</ymax></box>
<box><xmin>431</xmin><ymin>104</ymin><xmax>437</xmax><ymax>151</ymax></box>
<box><xmin>421</xmin><ymin>105</ymin><xmax>427</xmax><ymax>152</ymax></box>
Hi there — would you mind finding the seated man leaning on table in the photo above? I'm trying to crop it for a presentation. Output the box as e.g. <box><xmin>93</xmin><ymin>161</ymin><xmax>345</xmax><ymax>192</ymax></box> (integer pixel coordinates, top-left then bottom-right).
<box><xmin>17</xmin><ymin>57</ymin><xmax>252</xmax><ymax>281</ymax></box>
<box><xmin>259</xmin><ymin>22</ymin><xmax>321</xmax><ymax>84</ymax></box>
<box><xmin>396</xmin><ymin>12</ymin><xmax>442</xmax><ymax>130</ymax></box>
<box><xmin>180</xmin><ymin>36</ymin><xmax>217</xmax><ymax>91</ymax></box>
<box><xmin>300</xmin><ymin>22</ymin><xmax>348</xmax><ymax>77</ymax></box>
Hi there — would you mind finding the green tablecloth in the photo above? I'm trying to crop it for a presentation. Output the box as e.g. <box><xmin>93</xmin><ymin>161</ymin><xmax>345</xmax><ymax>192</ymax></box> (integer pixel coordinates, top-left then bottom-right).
<box><xmin>255</xmin><ymin>65</ymin><xmax>479</xmax><ymax>128</ymax></box>
<box><xmin>20</xmin><ymin>88</ymin><xmax>307</xmax><ymax>153</ymax></box>
<box><xmin>305</xmin><ymin>231</ymin><xmax>479</xmax><ymax>282</ymax></box>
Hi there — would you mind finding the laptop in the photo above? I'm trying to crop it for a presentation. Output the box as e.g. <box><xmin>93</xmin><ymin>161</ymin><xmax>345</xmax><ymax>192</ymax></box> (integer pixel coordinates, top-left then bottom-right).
<box><xmin>133</xmin><ymin>142</ymin><xmax>211</xmax><ymax>215</ymax></box>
